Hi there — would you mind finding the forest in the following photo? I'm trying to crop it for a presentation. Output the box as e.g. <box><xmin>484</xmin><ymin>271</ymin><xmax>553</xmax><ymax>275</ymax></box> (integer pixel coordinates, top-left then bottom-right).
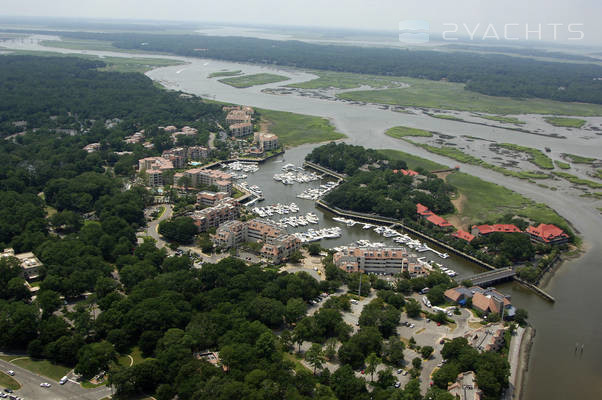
<box><xmin>0</xmin><ymin>55</ymin><xmax>224</xmax><ymax>137</ymax></box>
<box><xmin>306</xmin><ymin>143</ymin><xmax>455</xmax><ymax>219</ymax></box>
<box><xmin>16</xmin><ymin>29</ymin><xmax>602</xmax><ymax>104</ymax></box>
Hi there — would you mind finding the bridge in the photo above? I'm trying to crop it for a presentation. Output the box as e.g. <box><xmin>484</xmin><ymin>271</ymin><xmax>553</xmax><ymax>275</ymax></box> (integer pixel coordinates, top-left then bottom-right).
<box><xmin>460</xmin><ymin>268</ymin><xmax>516</xmax><ymax>287</ymax></box>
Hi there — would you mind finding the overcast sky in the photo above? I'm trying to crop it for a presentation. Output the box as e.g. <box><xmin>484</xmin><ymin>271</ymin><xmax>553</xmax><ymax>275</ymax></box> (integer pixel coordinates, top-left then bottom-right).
<box><xmin>3</xmin><ymin>0</ymin><xmax>601</xmax><ymax>45</ymax></box>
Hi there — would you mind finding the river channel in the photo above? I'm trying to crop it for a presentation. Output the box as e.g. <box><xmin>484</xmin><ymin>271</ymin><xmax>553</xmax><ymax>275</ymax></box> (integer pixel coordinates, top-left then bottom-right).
<box><xmin>2</xmin><ymin>35</ymin><xmax>602</xmax><ymax>399</ymax></box>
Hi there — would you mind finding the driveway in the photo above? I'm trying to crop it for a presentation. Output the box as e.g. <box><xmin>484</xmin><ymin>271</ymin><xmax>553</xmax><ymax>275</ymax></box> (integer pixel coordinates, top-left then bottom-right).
<box><xmin>0</xmin><ymin>359</ymin><xmax>111</xmax><ymax>400</ymax></box>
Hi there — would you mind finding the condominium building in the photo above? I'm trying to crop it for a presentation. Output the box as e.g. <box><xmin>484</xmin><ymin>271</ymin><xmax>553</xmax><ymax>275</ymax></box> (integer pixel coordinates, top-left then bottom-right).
<box><xmin>260</xmin><ymin>234</ymin><xmax>301</xmax><ymax>264</ymax></box>
<box><xmin>1</xmin><ymin>248</ymin><xmax>42</xmax><ymax>281</ymax></box>
<box><xmin>162</xmin><ymin>147</ymin><xmax>188</xmax><ymax>169</ymax></box>
<box><xmin>190</xmin><ymin>198</ymin><xmax>239</xmax><ymax>232</ymax></box>
<box><xmin>187</xmin><ymin>146</ymin><xmax>209</xmax><ymax>161</ymax></box>
<box><xmin>255</xmin><ymin>132</ymin><xmax>279</xmax><ymax>151</ymax></box>
<box><xmin>229</xmin><ymin>122</ymin><xmax>253</xmax><ymax>137</ymax></box>
<box><xmin>212</xmin><ymin>219</ymin><xmax>300</xmax><ymax>263</ymax></box>
<box><xmin>226</xmin><ymin>110</ymin><xmax>251</xmax><ymax>125</ymax></box>
<box><xmin>174</xmin><ymin>168</ymin><xmax>233</xmax><ymax>194</ymax></box>
<box><xmin>333</xmin><ymin>247</ymin><xmax>425</xmax><ymax>276</ymax></box>
<box><xmin>197</xmin><ymin>191</ymin><xmax>230</xmax><ymax>206</ymax></box>
<box><xmin>247</xmin><ymin>218</ymin><xmax>284</xmax><ymax>242</ymax></box>
<box><xmin>213</xmin><ymin>220</ymin><xmax>248</xmax><ymax>248</ymax></box>
<box><xmin>138</xmin><ymin>157</ymin><xmax>174</xmax><ymax>187</ymax></box>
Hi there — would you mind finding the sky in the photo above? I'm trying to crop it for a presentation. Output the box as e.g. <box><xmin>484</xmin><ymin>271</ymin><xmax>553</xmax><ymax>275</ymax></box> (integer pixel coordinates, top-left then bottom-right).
<box><xmin>2</xmin><ymin>0</ymin><xmax>601</xmax><ymax>46</ymax></box>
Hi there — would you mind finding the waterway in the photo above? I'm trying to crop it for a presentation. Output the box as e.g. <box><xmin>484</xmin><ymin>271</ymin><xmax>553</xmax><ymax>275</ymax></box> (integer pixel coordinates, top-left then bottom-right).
<box><xmin>2</xmin><ymin>35</ymin><xmax>602</xmax><ymax>399</ymax></box>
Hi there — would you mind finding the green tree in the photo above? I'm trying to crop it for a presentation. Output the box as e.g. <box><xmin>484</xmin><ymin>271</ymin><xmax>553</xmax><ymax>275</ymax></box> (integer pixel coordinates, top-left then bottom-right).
<box><xmin>514</xmin><ymin>308</ymin><xmax>529</xmax><ymax>326</ymax></box>
<box><xmin>308</xmin><ymin>243</ymin><xmax>321</xmax><ymax>256</ymax></box>
<box><xmin>365</xmin><ymin>352</ymin><xmax>381</xmax><ymax>382</ymax></box>
<box><xmin>75</xmin><ymin>340</ymin><xmax>117</xmax><ymax>379</ymax></box>
<box><xmin>305</xmin><ymin>343</ymin><xmax>325</xmax><ymax>375</ymax></box>
<box><xmin>412</xmin><ymin>357</ymin><xmax>422</xmax><ymax>370</ymax></box>
<box><xmin>420</xmin><ymin>345</ymin><xmax>434</xmax><ymax>359</ymax></box>
<box><xmin>285</xmin><ymin>297</ymin><xmax>307</xmax><ymax>324</ymax></box>
<box><xmin>405</xmin><ymin>299</ymin><xmax>422</xmax><ymax>318</ymax></box>
<box><xmin>36</xmin><ymin>290</ymin><xmax>62</xmax><ymax>318</ymax></box>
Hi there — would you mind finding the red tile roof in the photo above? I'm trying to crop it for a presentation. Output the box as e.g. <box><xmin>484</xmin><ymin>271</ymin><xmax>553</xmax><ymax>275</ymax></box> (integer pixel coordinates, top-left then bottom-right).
<box><xmin>394</xmin><ymin>169</ymin><xmax>419</xmax><ymax>176</ymax></box>
<box><xmin>416</xmin><ymin>203</ymin><xmax>432</xmax><ymax>216</ymax></box>
<box><xmin>473</xmin><ymin>224</ymin><xmax>521</xmax><ymax>235</ymax></box>
<box><xmin>452</xmin><ymin>230</ymin><xmax>475</xmax><ymax>242</ymax></box>
<box><xmin>526</xmin><ymin>224</ymin><xmax>568</xmax><ymax>242</ymax></box>
<box><xmin>426</xmin><ymin>214</ymin><xmax>452</xmax><ymax>227</ymax></box>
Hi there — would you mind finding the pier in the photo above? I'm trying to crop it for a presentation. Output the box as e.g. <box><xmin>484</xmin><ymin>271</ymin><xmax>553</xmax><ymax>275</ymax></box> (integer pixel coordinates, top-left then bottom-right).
<box><xmin>303</xmin><ymin>161</ymin><xmax>347</xmax><ymax>181</ymax></box>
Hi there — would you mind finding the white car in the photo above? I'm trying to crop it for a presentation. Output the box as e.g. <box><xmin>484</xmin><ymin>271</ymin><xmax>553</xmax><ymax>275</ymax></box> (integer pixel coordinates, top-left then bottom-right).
<box><xmin>6</xmin><ymin>370</ymin><xmax>14</xmax><ymax>376</ymax></box>
<box><xmin>40</xmin><ymin>382</ymin><xmax>51</xmax><ymax>388</ymax></box>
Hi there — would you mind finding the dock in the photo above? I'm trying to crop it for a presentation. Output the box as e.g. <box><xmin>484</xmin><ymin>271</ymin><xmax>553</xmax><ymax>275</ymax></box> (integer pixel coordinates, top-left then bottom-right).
<box><xmin>303</xmin><ymin>161</ymin><xmax>346</xmax><ymax>181</ymax></box>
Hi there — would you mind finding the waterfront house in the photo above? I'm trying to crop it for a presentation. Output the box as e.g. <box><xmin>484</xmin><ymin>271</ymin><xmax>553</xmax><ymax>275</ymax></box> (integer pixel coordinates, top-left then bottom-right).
<box><xmin>471</xmin><ymin>224</ymin><xmax>522</xmax><ymax>237</ymax></box>
<box><xmin>526</xmin><ymin>223</ymin><xmax>569</xmax><ymax>245</ymax></box>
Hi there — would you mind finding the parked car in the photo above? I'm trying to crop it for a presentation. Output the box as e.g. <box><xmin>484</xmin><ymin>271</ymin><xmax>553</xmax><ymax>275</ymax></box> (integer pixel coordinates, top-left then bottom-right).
<box><xmin>40</xmin><ymin>382</ymin><xmax>51</xmax><ymax>388</ymax></box>
<box><xmin>394</xmin><ymin>382</ymin><xmax>401</xmax><ymax>388</ymax></box>
<box><xmin>6</xmin><ymin>371</ymin><xmax>14</xmax><ymax>376</ymax></box>
<box><xmin>59</xmin><ymin>376</ymin><xmax>68</xmax><ymax>385</ymax></box>
<box><xmin>402</xmin><ymin>370</ymin><xmax>408</xmax><ymax>376</ymax></box>
<box><xmin>397</xmin><ymin>369</ymin><xmax>402</xmax><ymax>374</ymax></box>
<box><xmin>3</xmin><ymin>389</ymin><xmax>12</xmax><ymax>394</ymax></box>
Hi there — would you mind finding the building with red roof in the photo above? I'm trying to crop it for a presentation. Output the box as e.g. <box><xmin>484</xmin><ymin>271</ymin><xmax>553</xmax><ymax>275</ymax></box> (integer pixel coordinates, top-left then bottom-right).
<box><xmin>471</xmin><ymin>224</ymin><xmax>522</xmax><ymax>237</ymax></box>
<box><xmin>452</xmin><ymin>230</ymin><xmax>475</xmax><ymax>242</ymax></box>
<box><xmin>426</xmin><ymin>214</ymin><xmax>453</xmax><ymax>229</ymax></box>
<box><xmin>526</xmin><ymin>224</ymin><xmax>569</xmax><ymax>245</ymax></box>
<box><xmin>416</xmin><ymin>203</ymin><xmax>432</xmax><ymax>216</ymax></box>
<box><xmin>393</xmin><ymin>169</ymin><xmax>419</xmax><ymax>177</ymax></box>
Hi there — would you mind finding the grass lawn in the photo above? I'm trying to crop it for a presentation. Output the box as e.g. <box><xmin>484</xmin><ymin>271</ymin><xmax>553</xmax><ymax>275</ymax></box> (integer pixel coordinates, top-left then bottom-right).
<box><xmin>288</xmin><ymin>70</ymin><xmax>406</xmax><ymax>89</ymax></box>
<box><xmin>377</xmin><ymin>149</ymin><xmax>446</xmax><ymax>172</ymax></box>
<box><xmin>477</xmin><ymin>115</ymin><xmax>526</xmax><ymax>124</ymax></box>
<box><xmin>0</xmin><ymin>372</ymin><xmax>20</xmax><ymax>390</ymax></box>
<box><xmin>446</xmin><ymin>172</ymin><xmax>568</xmax><ymax>227</ymax></box>
<box><xmin>405</xmin><ymin>140</ymin><xmax>550</xmax><ymax>180</ymax></box>
<box><xmin>12</xmin><ymin>358</ymin><xmax>71</xmax><ymax>381</ymax></box>
<box><xmin>336</xmin><ymin>74</ymin><xmax>602</xmax><ymax>116</ymax></box>
<box><xmin>258</xmin><ymin>108</ymin><xmax>345</xmax><ymax>147</ymax></box>
<box><xmin>562</xmin><ymin>153</ymin><xmax>597</xmax><ymax>164</ymax></box>
<box><xmin>554</xmin><ymin>160</ymin><xmax>571</xmax><ymax>169</ymax></box>
<box><xmin>553</xmin><ymin>172</ymin><xmax>602</xmax><ymax>189</ymax></box>
<box><xmin>283</xmin><ymin>352</ymin><xmax>312</xmax><ymax>374</ymax></box>
<box><xmin>117</xmin><ymin>347</ymin><xmax>148</xmax><ymax>368</ymax></box>
<box><xmin>219</xmin><ymin>73</ymin><xmax>290</xmax><ymax>88</ymax></box>
<box><xmin>497</xmin><ymin>143</ymin><xmax>554</xmax><ymax>169</ymax></box>
<box><xmin>385</xmin><ymin>126</ymin><xmax>433</xmax><ymax>139</ymax></box>
<box><xmin>543</xmin><ymin>117</ymin><xmax>587</xmax><ymax>128</ymax></box>
<box><xmin>208</xmin><ymin>70</ymin><xmax>242</xmax><ymax>78</ymax></box>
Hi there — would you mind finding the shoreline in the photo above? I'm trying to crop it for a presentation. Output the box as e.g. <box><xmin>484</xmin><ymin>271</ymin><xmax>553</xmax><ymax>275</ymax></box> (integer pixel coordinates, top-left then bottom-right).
<box><xmin>513</xmin><ymin>326</ymin><xmax>535</xmax><ymax>399</ymax></box>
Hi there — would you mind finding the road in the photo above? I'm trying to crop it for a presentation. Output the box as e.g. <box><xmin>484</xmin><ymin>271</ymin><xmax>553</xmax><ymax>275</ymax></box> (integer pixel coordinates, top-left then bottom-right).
<box><xmin>0</xmin><ymin>359</ymin><xmax>111</xmax><ymax>400</ymax></box>
<box><xmin>146</xmin><ymin>204</ymin><xmax>173</xmax><ymax>250</ymax></box>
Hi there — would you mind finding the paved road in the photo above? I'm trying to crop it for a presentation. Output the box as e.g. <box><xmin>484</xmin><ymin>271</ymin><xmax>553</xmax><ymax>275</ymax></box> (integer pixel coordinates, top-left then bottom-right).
<box><xmin>146</xmin><ymin>204</ymin><xmax>173</xmax><ymax>250</ymax></box>
<box><xmin>0</xmin><ymin>359</ymin><xmax>111</xmax><ymax>400</ymax></box>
